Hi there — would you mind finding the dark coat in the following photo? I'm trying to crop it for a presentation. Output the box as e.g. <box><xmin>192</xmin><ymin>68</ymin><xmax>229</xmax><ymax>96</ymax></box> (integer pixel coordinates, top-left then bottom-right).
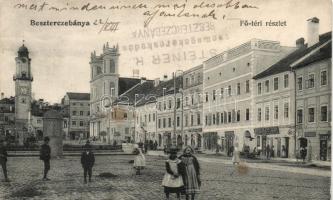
<box><xmin>0</xmin><ymin>146</ymin><xmax>8</xmax><ymax>162</ymax></box>
<box><xmin>81</xmin><ymin>151</ymin><xmax>95</xmax><ymax>168</ymax></box>
<box><xmin>40</xmin><ymin>144</ymin><xmax>51</xmax><ymax>161</ymax></box>
<box><xmin>178</xmin><ymin>154</ymin><xmax>201</xmax><ymax>186</ymax></box>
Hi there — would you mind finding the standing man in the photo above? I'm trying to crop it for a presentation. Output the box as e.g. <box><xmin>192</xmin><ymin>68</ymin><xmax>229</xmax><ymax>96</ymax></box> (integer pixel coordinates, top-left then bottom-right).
<box><xmin>266</xmin><ymin>144</ymin><xmax>271</xmax><ymax>160</ymax></box>
<box><xmin>81</xmin><ymin>141</ymin><xmax>95</xmax><ymax>183</ymax></box>
<box><xmin>40</xmin><ymin>136</ymin><xmax>51</xmax><ymax>181</ymax></box>
<box><xmin>0</xmin><ymin>140</ymin><xmax>9</xmax><ymax>182</ymax></box>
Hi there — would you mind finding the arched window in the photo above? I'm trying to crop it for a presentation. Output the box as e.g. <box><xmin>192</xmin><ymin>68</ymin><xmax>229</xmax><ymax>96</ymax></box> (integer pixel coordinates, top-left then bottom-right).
<box><xmin>110</xmin><ymin>60</ymin><xmax>115</xmax><ymax>73</ymax></box>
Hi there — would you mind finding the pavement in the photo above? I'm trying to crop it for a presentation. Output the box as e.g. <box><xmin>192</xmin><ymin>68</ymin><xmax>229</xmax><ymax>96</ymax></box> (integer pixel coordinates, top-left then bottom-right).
<box><xmin>0</xmin><ymin>154</ymin><xmax>330</xmax><ymax>200</ymax></box>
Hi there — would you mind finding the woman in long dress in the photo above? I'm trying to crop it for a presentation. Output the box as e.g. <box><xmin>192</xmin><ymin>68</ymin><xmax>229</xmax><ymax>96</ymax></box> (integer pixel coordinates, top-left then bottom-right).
<box><xmin>232</xmin><ymin>144</ymin><xmax>240</xmax><ymax>165</ymax></box>
<box><xmin>179</xmin><ymin>146</ymin><xmax>201</xmax><ymax>200</ymax></box>
<box><xmin>133</xmin><ymin>147</ymin><xmax>146</xmax><ymax>175</ymax></box>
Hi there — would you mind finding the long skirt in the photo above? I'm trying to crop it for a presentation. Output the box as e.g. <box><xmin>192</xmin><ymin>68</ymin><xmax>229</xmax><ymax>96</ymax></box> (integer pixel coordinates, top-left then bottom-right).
<box><xmin>184</xmin><ymin>165</ymin><xmax>200</xmax><ymax>194</ymax></box>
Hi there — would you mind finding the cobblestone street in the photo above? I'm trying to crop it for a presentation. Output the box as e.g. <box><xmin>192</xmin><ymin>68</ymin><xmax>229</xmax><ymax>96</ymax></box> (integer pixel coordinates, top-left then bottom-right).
<box><xmin>0</xmin><ymin>155</ymin><xmax>330</xmax><ymax>200</ymax></box>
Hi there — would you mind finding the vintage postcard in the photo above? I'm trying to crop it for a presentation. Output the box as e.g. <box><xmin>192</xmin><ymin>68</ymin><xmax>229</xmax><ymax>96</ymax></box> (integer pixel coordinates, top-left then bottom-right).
<box><xmin>0</xmin><ymin>0</ymin><xmax>331</xmax><ymax>199</ymax></box>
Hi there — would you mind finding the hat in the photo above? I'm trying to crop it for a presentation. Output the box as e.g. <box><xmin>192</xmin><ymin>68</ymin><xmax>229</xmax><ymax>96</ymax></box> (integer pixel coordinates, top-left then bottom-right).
<box><xmin>169</xmin><ymin>146</ymin><xmax>178</xmax><ymax>154</ymax></box>
<box><xmin>44</xmin><ymin>136</ymin><xmax>50</xmax><ymax>142</ymax></box>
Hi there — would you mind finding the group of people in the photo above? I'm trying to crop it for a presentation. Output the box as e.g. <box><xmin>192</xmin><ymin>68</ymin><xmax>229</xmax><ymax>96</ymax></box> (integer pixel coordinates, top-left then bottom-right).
<box><xmin>1</xmin><ymin>138</ymin><xmax>202</xmax><ymax>200</ymax></box>
<box><xmin>41</xmin><ymin>137</ymin><xmax>96</xmax><ymax>183</ymax></box>
<box><xmin>162</xmin><ymin>146</ymin><xmax>201</xmax><ymax>200</ymax></box>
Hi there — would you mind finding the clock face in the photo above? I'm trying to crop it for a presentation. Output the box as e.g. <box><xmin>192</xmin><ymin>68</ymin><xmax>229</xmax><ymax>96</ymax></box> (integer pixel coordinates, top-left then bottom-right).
<box><xmin>20</xmin><ymin>86</ymin><xmax>28</xmax><ymax>95</ymax></box>
<box><xmin>21</xmin><ymin>58</ymin><xmax>27</xmax><ymax>63</ymax></box>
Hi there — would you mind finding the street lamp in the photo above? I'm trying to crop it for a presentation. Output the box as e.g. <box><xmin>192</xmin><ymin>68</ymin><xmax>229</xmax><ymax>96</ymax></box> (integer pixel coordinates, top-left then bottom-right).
<box><xmin>173</xmin><ymin>70</ymin><xmax>183</xmax><ymax>149</ymax></box>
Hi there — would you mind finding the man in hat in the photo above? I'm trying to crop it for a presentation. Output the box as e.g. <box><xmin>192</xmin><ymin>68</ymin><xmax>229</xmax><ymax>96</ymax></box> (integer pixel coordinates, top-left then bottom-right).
<box><xmin>81</xmin><ymin>140</ymin><xmax>95</xmax><ymax>183</ymax></box>
<box><xmin>0</xmin><ymin>139</ymin><xmax>9</xmax><ymax>182</ymax></box>
<box><xmin>40</xmin><ymin>136</ymin><xmax>51</xmax><ymax>181</ymax></box>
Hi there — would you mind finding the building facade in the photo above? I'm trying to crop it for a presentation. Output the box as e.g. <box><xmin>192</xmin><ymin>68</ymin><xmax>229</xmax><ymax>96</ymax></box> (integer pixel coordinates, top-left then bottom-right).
<box><xmin>182</xmin><ymin>65</ymin><xmax>203</xmax><ymax>149</ymax></box>
<box><xmin>202</xmin><ymin>39</ymin><xmax>295</xmax><ymax>155</ymax></box>
<box><xmin>62</xmin><ymin>93</ymin><xmax>90</xmax><ymax>140</ymax></box>
<box><xmin>291</xmin><ymin>31</ymin><xmax>331</xmax><ymax>161</ymax></box>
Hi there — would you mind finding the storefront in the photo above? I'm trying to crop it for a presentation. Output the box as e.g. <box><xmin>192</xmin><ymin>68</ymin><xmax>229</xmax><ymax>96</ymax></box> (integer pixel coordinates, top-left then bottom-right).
<box><xmin>203</xmin><ymin>132</ymin><xmax>218</xmax><ymax>151</ymax></box>
<box><xmin>254</xmin><ymin>126</ymin><xmax>282</xmax><ymax>157</ymax></box>
<box><xmin>319</xmin><ymin>134</ymin><xmax>331</xmax><ymax>161</ymax></box>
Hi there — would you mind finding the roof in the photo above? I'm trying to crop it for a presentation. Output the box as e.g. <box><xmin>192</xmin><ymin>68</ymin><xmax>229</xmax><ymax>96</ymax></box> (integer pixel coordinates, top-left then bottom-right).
<box><xmin>66</xmin><ymin>92</ymin><xmax>90</xmax><ymax>100</ymax></box>
<box><xmin>293</xmin><ymin>41</ymin><xmax>331</xmax><ymax>69</ymax></box>
<box><xmin>118</xmin><ymin>77</ymin><xmax>142</xmax><ymax>95</ymax></box>
<box><xmin>43</xmin><ymin>110</ymin><xmax>63</xmax><ymax>119</ymax></box>
<box><xmin>114</xmin><ymin>76</ymin><xmax>183</xmax><ymax>106</ymax></box>
<box><xmin>0</xmin><ymin>97</ymin><xmax>15</xmax><ymax>104</ymax></box>
<box><xmin>253</xmin><ymin>32</ymin><xmax>332</xmax><ymax>79</ymax></box>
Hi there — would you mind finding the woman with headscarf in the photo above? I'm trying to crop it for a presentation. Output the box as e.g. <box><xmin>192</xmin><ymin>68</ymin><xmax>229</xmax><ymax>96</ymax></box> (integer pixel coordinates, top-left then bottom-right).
<box><xmin>179</xmin><ymin>146</ymin><xmax>201</xmax><ymax>200</ymax></box>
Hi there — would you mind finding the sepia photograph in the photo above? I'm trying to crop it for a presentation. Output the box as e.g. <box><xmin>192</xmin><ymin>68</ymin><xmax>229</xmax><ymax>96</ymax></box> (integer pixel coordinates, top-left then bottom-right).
<box><xmin>0</xmin><ymin>0</ymin><xmax>331</xmax><ymax>199</ymax></box>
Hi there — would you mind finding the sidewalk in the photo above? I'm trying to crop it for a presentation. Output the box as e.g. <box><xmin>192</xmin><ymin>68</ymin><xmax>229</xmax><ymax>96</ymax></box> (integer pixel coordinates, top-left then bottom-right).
<box><xmin>198</xmin><ymin>150</ymin><xmax>331</xmax><ymax>168</ymax></box>
<box><xmin>147</xmin><ymin>150</ymin><xmax>331</xmax><ymax>176</ymax></box>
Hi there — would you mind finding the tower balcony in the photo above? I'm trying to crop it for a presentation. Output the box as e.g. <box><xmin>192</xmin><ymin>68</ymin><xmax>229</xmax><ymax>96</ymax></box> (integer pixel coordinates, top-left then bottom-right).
<box><xmin>13</xmin><ymin>75</ymin><xmax>33</xmax><ymax>81</ymax></box>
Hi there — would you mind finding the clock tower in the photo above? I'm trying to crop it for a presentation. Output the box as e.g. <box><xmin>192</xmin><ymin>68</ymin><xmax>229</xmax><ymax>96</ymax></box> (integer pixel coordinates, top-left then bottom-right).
<box><xmin>14</xmin><ymin>43</ymin><xmax>33</xmax><ymax>124</ymax></box>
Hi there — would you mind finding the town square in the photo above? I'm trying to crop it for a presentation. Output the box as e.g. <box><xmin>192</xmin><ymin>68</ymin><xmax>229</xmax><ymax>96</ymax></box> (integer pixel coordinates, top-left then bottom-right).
<box><xmin>0</xmin><ymin>0</ymin><xmax>332</xmax><ymax>199</ymax></box>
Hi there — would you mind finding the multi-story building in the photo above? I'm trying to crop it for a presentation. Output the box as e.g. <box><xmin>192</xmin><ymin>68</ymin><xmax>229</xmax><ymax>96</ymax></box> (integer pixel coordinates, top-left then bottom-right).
<box><xmin>62</xmin><ymin>92</ymin><xmax>90</xmax><ymax>140</ymax></box>
<box><xmin>252</xmin><ymin>18</ymin><xmax>331</xmax><ymax>159</ymax></box>
<box><xmin>290</xmin><ymin>23</ymin><xmax>331</xmax><ymax>160</ymax></box>
<box><xmin>182</xmin><ymin>65</ymin><xmax>203</xmax><ymax>149</ymax></box>
<box><xmin>202</xmin><ymin>39</ymin><xmax>295</xmax><ymax>155</ymax></box>
<box><xmin>89</xmin><ymin>43</ymin><xmax>141</xmax><ymax>141</ymax></box>
<box><xmin>0</xmin><ymin>96</ymin><xmax>15</xmax><ymax>140</ymax></box>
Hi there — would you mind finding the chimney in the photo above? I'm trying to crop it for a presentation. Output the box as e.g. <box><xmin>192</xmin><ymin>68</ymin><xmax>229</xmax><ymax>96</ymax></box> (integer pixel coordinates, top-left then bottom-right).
<box><xmin>296</xmin><ymin>38</ymin><xmax>305</xmax><ymax>48</ymax></box>
<box><xmin>163</xmin><ymin>74</ymin><xmax>168</xmax><ymax>81</ymax></box>
<box><xmin>307</xmin><ymin>17</ymin><xmax>320</xmax><ymax>47</ymax></box>
<box><xmin>1</xmin><ymin>92</ymin><xmax>4</xmax><ymax>100</ymax></box>
<box><xmin>154</xmin><ymin>78</ymin><xmax>160</xmax><ymax>87</ymax></box>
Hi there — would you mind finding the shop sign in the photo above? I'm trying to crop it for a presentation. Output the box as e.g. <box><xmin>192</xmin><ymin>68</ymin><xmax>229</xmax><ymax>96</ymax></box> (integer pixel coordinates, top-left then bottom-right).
<box><xmin>188</xmin><ymin>128</ymin><xmax>202</xmax><ymax>132</ymax></box>
<box><xmin>254</xmin><ymin>126</ymin><xmax>279</xmax><ymax>136</ymax></box>
<box><xmin>304</xmin><ymin>132</ymin><xmax>316</xmax><ymax>137</ymax></box>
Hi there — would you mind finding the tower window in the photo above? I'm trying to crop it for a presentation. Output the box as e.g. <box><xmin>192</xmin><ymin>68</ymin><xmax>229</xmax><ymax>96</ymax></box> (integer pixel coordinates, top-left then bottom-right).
<box><xmin>96</xmin><ymin>66</ymin><xmax>102</xmax><ymax>75</ymax></box>
<box><xmin>110</xmin><ymin>60</ymin><xmax>115</xmax><ymax>73</ymax></box>
<box><xmin>21</xmin><ymin>71</ymin><xmax>27</xmax><ymax>78</ymax></box>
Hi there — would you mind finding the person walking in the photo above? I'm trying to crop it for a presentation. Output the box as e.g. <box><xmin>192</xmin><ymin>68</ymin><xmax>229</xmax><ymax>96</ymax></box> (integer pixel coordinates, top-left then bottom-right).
<box><xmin>162</xmin><ymin>148</ymin><xmax>184</xmax><ymax>200</ymax></box>
<box><xmin>179</xmin><ymin>146</ymin><xmax>201</xmax><ymax>200</ymax></box>
<box><xmin>0</xmin><ymin>140</ymin><xmax>9</xmax><ymax>182</ymax></box>
<box><xmin>81</xmin><ymin>140</ymin><xmax>95</xmax><ymax>183</ymax></box>
<box><xmin>232</xmin><ymin>143</ymin><xmax>240</xmax><ymax>165</ymax></box>
<box><xmin>307</xmin><ymin>141</ymin><xmax>312</xmax><ymax>162</ymax></box>
<box><xmin>133</xmin><ymin>146</ymin><xmax>146</xmax><ymax>175</ymax></box>
<box><xmin>40</xmin><ymin>136</ymin><xmax>51</xmax><ymax>181</ymax></box>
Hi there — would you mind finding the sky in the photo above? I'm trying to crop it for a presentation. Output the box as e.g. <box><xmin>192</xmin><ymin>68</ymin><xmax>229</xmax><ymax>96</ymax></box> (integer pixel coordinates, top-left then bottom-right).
<box><xmin>0</xmin><ymin>0</ymin><xmax>331</xmax><ymax>103</ymax></box>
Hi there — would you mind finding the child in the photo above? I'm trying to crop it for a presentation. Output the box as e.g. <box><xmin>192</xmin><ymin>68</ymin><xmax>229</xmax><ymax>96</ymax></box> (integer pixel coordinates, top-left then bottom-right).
<box><xmin>81</xmin><ymin>141</ymin><xmax>95</xmax><ymax>183</ymax></box>
<box><xmin>133</xmin><ymin>147</ymin><xmax>145</xmax><ymax>175</ymax></box>
<box><xmin>162</xmin><ymin>148</ymin><xmax>184</xmax><ymax>200</ymax></box>
<box><xmin>179</xmin><ymin>146</ymin><xmax>201</xmax><ymax>200</ymax></box>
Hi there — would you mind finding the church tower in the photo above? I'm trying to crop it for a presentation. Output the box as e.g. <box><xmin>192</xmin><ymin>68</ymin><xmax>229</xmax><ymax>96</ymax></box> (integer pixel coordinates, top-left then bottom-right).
<box><xmin>89</xmin><ymin>43</ymin><xmax>119</xmax><ymax>137</ymax></box>
<box><xmin>14</xmin><ymin>43</ymin><xmax>33</xmax><ymax>124</ymax></box>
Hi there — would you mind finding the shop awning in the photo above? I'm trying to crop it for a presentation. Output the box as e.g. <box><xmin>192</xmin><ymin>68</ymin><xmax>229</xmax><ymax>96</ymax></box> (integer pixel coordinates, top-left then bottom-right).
<box><xmin>254</xmin><ymin>126</ymin><xmax>279</xmax><ymax>136</ymax></box>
